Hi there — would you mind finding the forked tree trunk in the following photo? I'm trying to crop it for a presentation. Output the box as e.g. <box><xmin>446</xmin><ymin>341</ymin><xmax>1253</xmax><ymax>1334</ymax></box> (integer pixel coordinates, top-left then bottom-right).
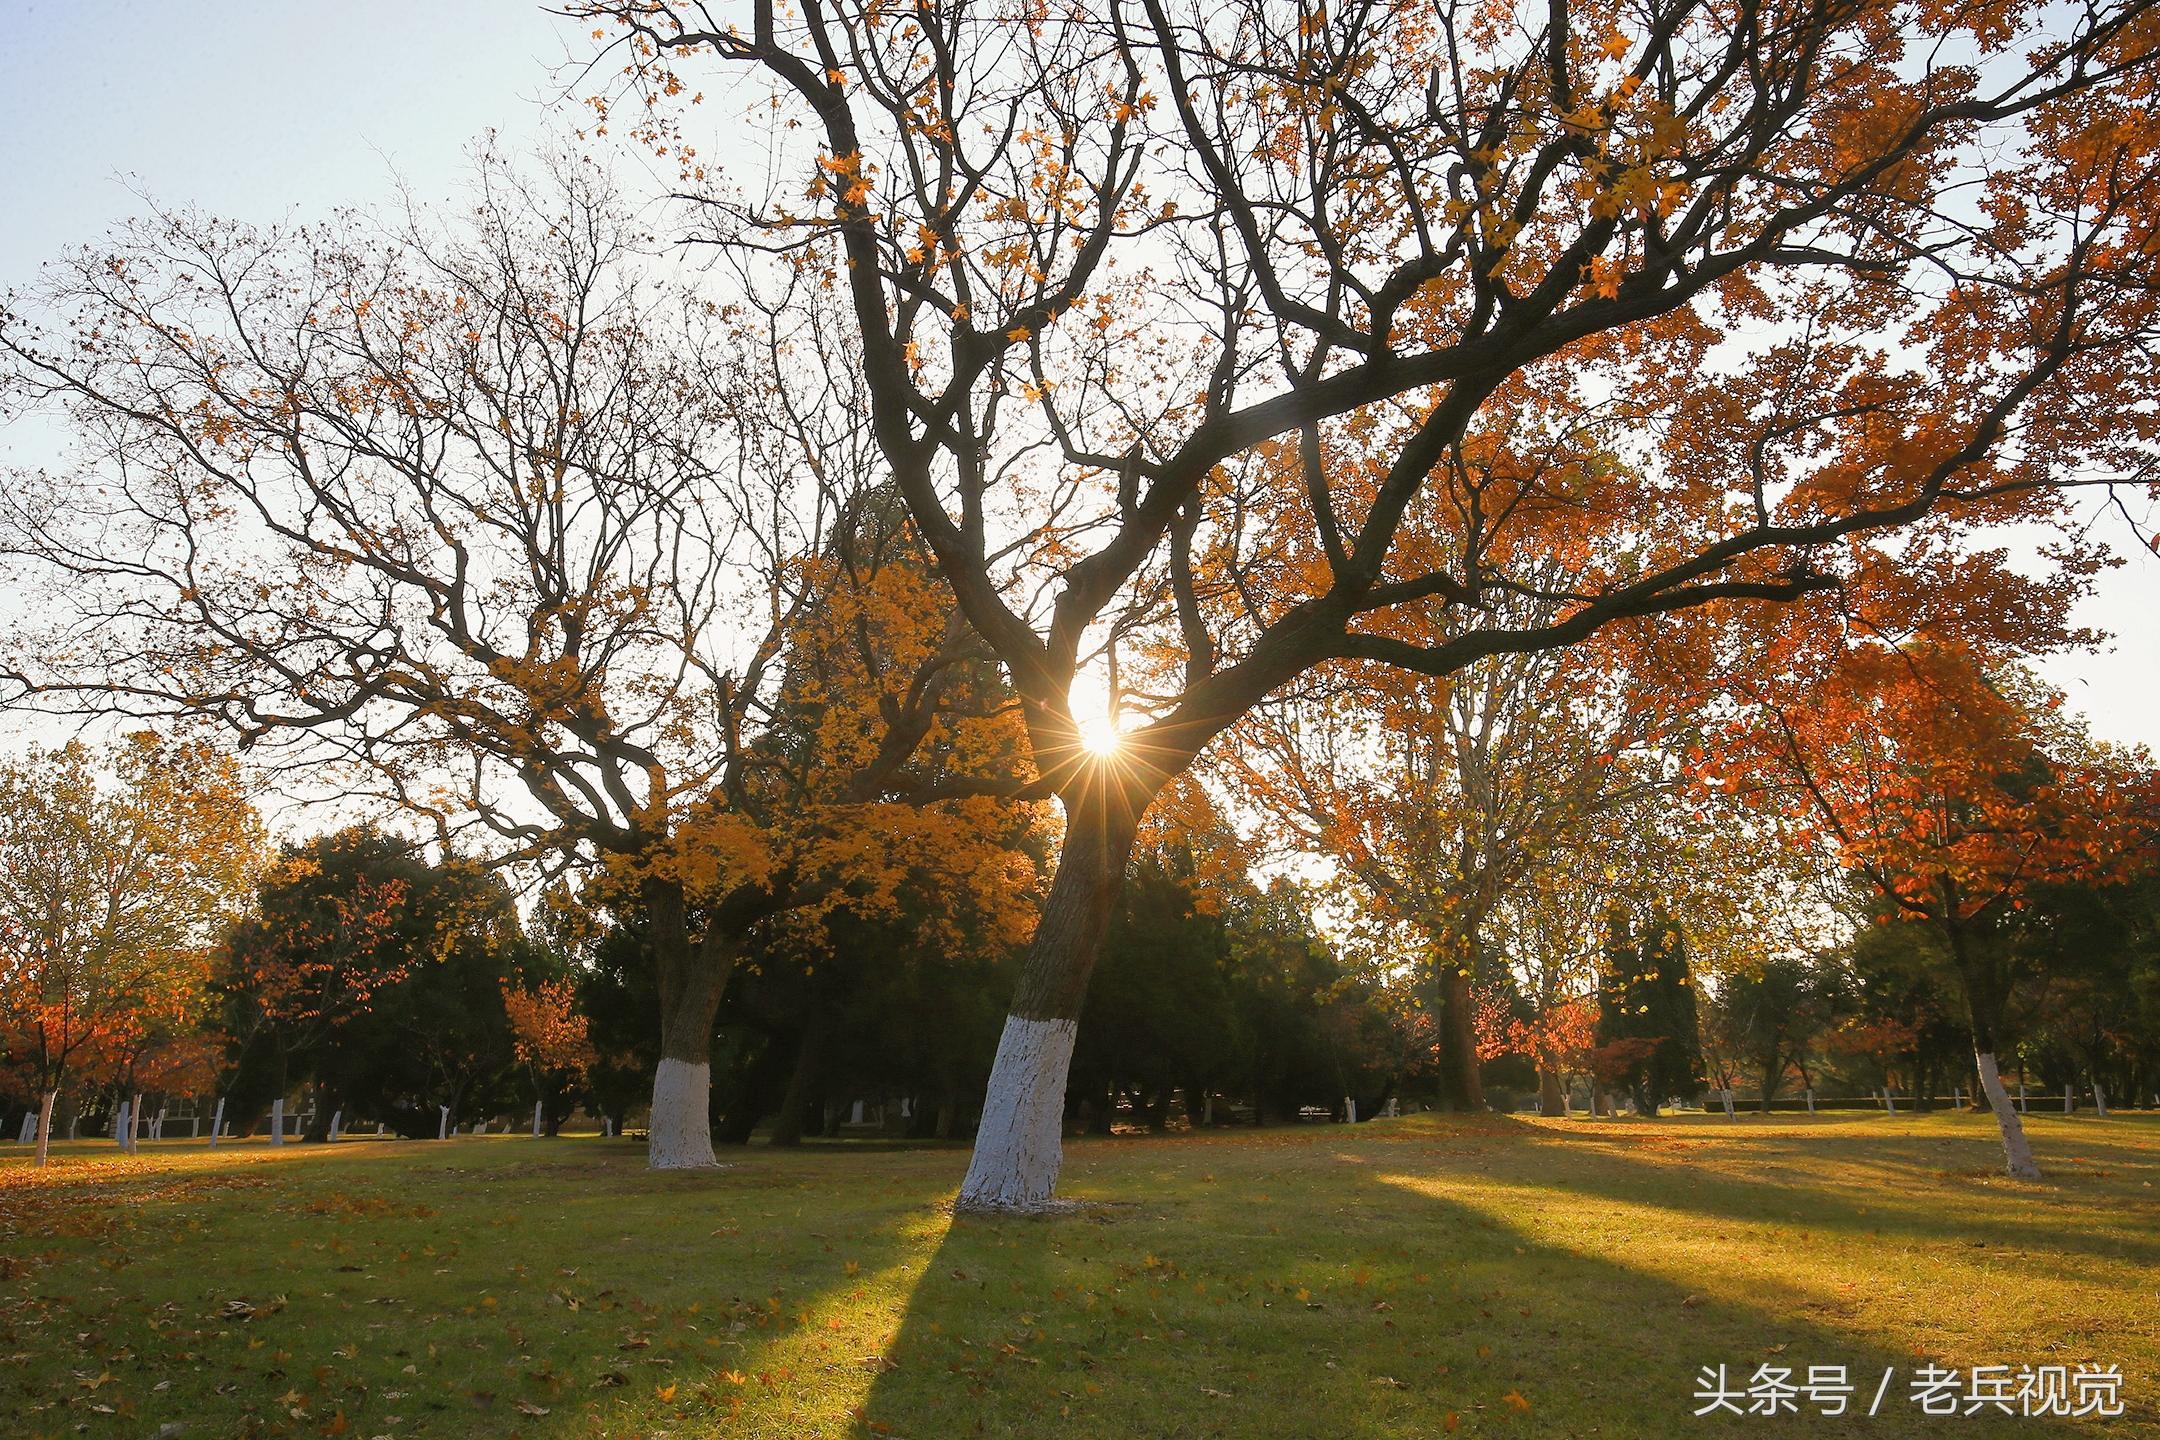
<box><xmin>644</xmin><ymin>875</ymin><xmax>738</xmax><ymax>1170</ymax></box>
<box><xmin>958</xmin><ymin>798</ymin><xmax>1141</xmax><ymax>1212</ymax></box>
<box><xmin>34</xmin><ymin>1089</ymin><xmax>56</xmax><ymax>1168</ymax></box>
<box><xmin>1974</xmin><ymin>1050</ymin><xmax>2039</xmax><ymax>1179</ymax></box>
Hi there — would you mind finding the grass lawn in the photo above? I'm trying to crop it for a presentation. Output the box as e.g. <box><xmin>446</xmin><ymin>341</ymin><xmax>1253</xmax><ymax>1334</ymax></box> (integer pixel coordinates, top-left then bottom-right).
<box><xmin>3</xmin><ymin>1111</ymin><xmax>2155</xmax><ymax>1439</ymax></box>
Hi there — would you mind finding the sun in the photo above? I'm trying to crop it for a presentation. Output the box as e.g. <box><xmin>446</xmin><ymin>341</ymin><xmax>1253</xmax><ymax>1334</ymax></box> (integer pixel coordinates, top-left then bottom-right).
<box><xmin>1079</xmin><ymin>714</ymin><xmax>1124</xmax><ymax>757</ymax></box>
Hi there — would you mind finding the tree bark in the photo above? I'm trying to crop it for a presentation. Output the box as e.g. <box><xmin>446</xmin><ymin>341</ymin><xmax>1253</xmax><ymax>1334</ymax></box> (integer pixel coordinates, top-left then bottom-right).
<box><xmin>1942</xmin><ymin>913</ymin><xmax>2039</xmax><ymax>1179</ymax></box>
<box><xmin>644</xmin><ymin>875</ymin><xmax>736</xmax><ymax>1169</ymax></box>
<box><xmin>1435</xmin><ymin>964</ymin><xmax>1484</xmax><ymax>1111</ymax></box>
<box><xmin>1974</xmin><ymin>1050</ymin><xmax>2039</xmax><ymax>1179</ymax></box>
<box><xmin>1537</xmin><ymin>1065</ymin><xmax>1565</xmax><ymax>1118</ymax></box>
<box><xmin>1632</xmin><ymin>1079</ymin><xmax>1660</xmax><ymax>1117</ymax></box>
<box><xmin>957</xmin><ymin>795</ymin><xmax>1141</xmax><ymax>1212</ymax></box>
<box><xmin>34</xmin><ymin>1088</ymin><xmax>56</xmax><ymax>1168</ymax></box>
<box><xmin>769</xmin><ymin>1008</ymin><xmax>831</xmax><ymax>1148</ymax></box>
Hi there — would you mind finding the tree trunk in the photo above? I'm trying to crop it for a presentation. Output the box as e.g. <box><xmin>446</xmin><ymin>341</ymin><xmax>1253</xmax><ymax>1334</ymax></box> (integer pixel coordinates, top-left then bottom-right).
<box><xmin>957</xmin><ymin>797</ymin><xmax>1140</xmax><ymax>1213</ymax></box>
<box><xmin>1974</xmin><ymin>1050</ymin><xmax>2039</xmax><ymax>1179</ymax></box>
<box><xmin>1942</xmin><ymin>915</ymin><xmax>2038</xmax><ymax>1179</ymax></box>
<box><xmin>1537</xmin><ymin>1065</ymin><xmax>1565</xmax><ymax>1118</ymax></box>
<box><xmin>645</xmin><ymin>875</ymin><xmax>736</xmax><ymax>1170</ymax></box>
<box><xmin>34</xmin><ymin>1088</ymin><xmax>56</xmax><ymax>1168</ymax></box>
<box><xmin>769</xmin><ymin>1009</ymin><xmax>831</xmax><ymax>1148</ymax></box>
<box><xmin>1760</xmin><ymin>1055</ymin><xmax>1781</xmax><ymax>1114</ymax></box>
<box><xmin>1434</xmin><ymin>960</ymin><xmax>1485</xmax><ymax>1111</ymax></box>
<box><xmin>305</xmin><ymin>1092</ymin><xmax>337</xmax><ymax>1143</ymax></box>
<box><xmin>1632</xmin><ymin>1080</ymin><xmax>1660</xmax><ymax>1117</ymax></box>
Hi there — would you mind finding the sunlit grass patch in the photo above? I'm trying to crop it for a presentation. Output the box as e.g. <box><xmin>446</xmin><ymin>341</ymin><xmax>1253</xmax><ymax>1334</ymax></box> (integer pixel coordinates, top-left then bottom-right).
<box><xmin>2</xmin><ymin>1113</ymin><xmax>2154</xmax><ymax>1437</ymax></box>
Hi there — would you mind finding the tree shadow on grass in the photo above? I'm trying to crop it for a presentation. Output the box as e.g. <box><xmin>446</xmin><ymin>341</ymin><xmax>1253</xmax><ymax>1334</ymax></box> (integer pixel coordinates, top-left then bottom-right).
<box><xmin>4</xmin><ymin>1137</ymin><xmax>957</xmax><ymax>1440</ymax></box>
<box><xmin>10</xmin><ymin>1126</ymin><xmax>2151</xmax><ymax>1438</ymax></box>
<box><xmin>1499</xmin><ymin>1114</ymin><xmax>2160</xmax><ymax>1274</ymax></box>
<box><xmin>855</xmin><ymin>1122</ymin><xmax>2146</xmax><ymax>1439</ymax></box>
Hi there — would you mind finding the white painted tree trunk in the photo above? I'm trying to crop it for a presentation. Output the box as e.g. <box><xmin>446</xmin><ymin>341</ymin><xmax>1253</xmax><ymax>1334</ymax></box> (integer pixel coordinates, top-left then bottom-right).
<box><xmin>1883</xmin><ymin>1088</ymin><xmax>1897</xmax><ymax>1116</ymax></box>
<box><xmin>34</xmin><ymin>1090</ymin><xmax>56</xmax><ymax>1168</ymax></box>
<box><xmin>1720</xmin><ymin>1089</ymin><xmax>1736</xmax><ymax>1118</ymax></box>
<box><xmin>17</xmin><ymin>1111</ymin><xmax>34</xmax><ymax>1143</ymax></box>
<box><xmin>603</xmin><ymin>1117</ymin><xmax>613</xmax><ymax>1137</ymax></box>
<box><xmin>208</xmin><ymin>1097</ymin><xmax>224</xmax><ymax>1149</ymax></box>
<box><xmin>957</xmin><ymin>1016</ymin><xmax>1078</xmax><ymax>1212</ymax></box>
<box><xmin>115</xmin><ymin>1100</ymin><xmax>131</xmax><ymax>1152</ymax></box>
<box><xmin>2064</xmin><ymin>1083</ymin><xmax>2074</xmax><ymax>1114</ymax></box>
<box><xmin>328</xmin><ymin>1110</ymin><xmax>342</xmax><ymax>1142</ymax></box>
<box><xmin>1345</xmin><ymin>1096</ymin><xmax>1357</xmax><ymax>1123</ymax></box>
<box><xmin>532</xmin><ymin>1101</ymin><xmax>543</xmax><ymax>1137</ymax></box>
<box><xmin>1975</xmin><ymin>1051</ymin><xmax>2040</xmax><ymax>1179</ymax></box>
<box><xmin>130</xmin><ymin>1093</ymin><xmax>143</xmax><ymax>1152</ymax></box>
<box><xmin>269</xmin><ymin>1098</ymin><xmax>284</xmax><ymax>1147</ymax></box>
<box><xmin>647</xmin><ymin>1058</ymin><xmax>718</xmax><ymax>1168</ymax></box>
<box><xmin>2017</xmin><ymin>1081</ymin><xmax>2027</xmax><ymax>1112</ymax></box>
<box><xmin>2092</xmin><ymin>1080</ymin><xmax>2109</xmax><ymax>1117</ymax></box>
<box><xmin>1805</xmin><ymin>1088</ymin><xmax>1815</xmax><ymax>1115</ymax></box>
<box><xmin>152</xmin><ymin>1106</ymin><xmax>166</xmax><ymax>1140</ymax></box>
<box><xmin>1952</xmin><ymin>1086</ymin><xmax>1962</xmax><ymax>1110</ymax></box>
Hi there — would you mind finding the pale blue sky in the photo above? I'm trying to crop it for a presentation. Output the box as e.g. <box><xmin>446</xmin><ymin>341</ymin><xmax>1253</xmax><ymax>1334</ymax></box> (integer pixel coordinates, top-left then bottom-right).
<box><xmin>2</xmin><ymin>1</ymin><xmax>2155</xmax><ymax>751</ymax></box>
<box><xmin>0</xmin><ymin>1</ymin><xmax>578</xmax><ymax>285</ymax></box>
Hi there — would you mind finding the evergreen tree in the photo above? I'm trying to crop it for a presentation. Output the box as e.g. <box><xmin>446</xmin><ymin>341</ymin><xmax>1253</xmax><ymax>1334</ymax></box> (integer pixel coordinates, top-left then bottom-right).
<box><xmin>1636</xmin><ymin>907</ymin><xmax>1705</xmax><ymax>1113</ymax></box>
<box><xmin>1591</xmin><ymin>902</ymin><xmax>1704</xmax><ymax>1114</ymax></box>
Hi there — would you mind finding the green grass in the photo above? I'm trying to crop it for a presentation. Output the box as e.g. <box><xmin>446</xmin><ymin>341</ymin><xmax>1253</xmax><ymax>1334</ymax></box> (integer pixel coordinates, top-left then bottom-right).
<box><xmin>3</xmin><ymin>1111</ymin><xmax>2155</xmax><ymax>1438</ymax></box>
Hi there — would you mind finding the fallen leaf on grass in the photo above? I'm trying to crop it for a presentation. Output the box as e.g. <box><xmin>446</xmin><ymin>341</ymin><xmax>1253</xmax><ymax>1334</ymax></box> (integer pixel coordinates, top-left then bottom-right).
<box><xmin>514</xmin><ymin>1400</ymin><xmax>550</xmax><ymax>1416</ymax></box>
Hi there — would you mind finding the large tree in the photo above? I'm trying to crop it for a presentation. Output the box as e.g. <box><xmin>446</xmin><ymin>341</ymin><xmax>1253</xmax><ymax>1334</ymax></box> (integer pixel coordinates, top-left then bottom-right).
<box><xmin>1733</xmin><ymin>638</ymin><xmax>2156</xmax><ymax>1176</ymax></box>
<box><xmin>1225</xmin><ymin>584</ymin><xmax>1691</xmax><ymax>1111</ymax></box>
<box><xmin>0</xmin><ymin>155</ymin><xmax>1025</xmax><ymax>1167</ymax></box>
<box><xmin>572</xmin><ymin>0</ymin><xmax>2160</xmax><ymax>1208</ymax></box>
